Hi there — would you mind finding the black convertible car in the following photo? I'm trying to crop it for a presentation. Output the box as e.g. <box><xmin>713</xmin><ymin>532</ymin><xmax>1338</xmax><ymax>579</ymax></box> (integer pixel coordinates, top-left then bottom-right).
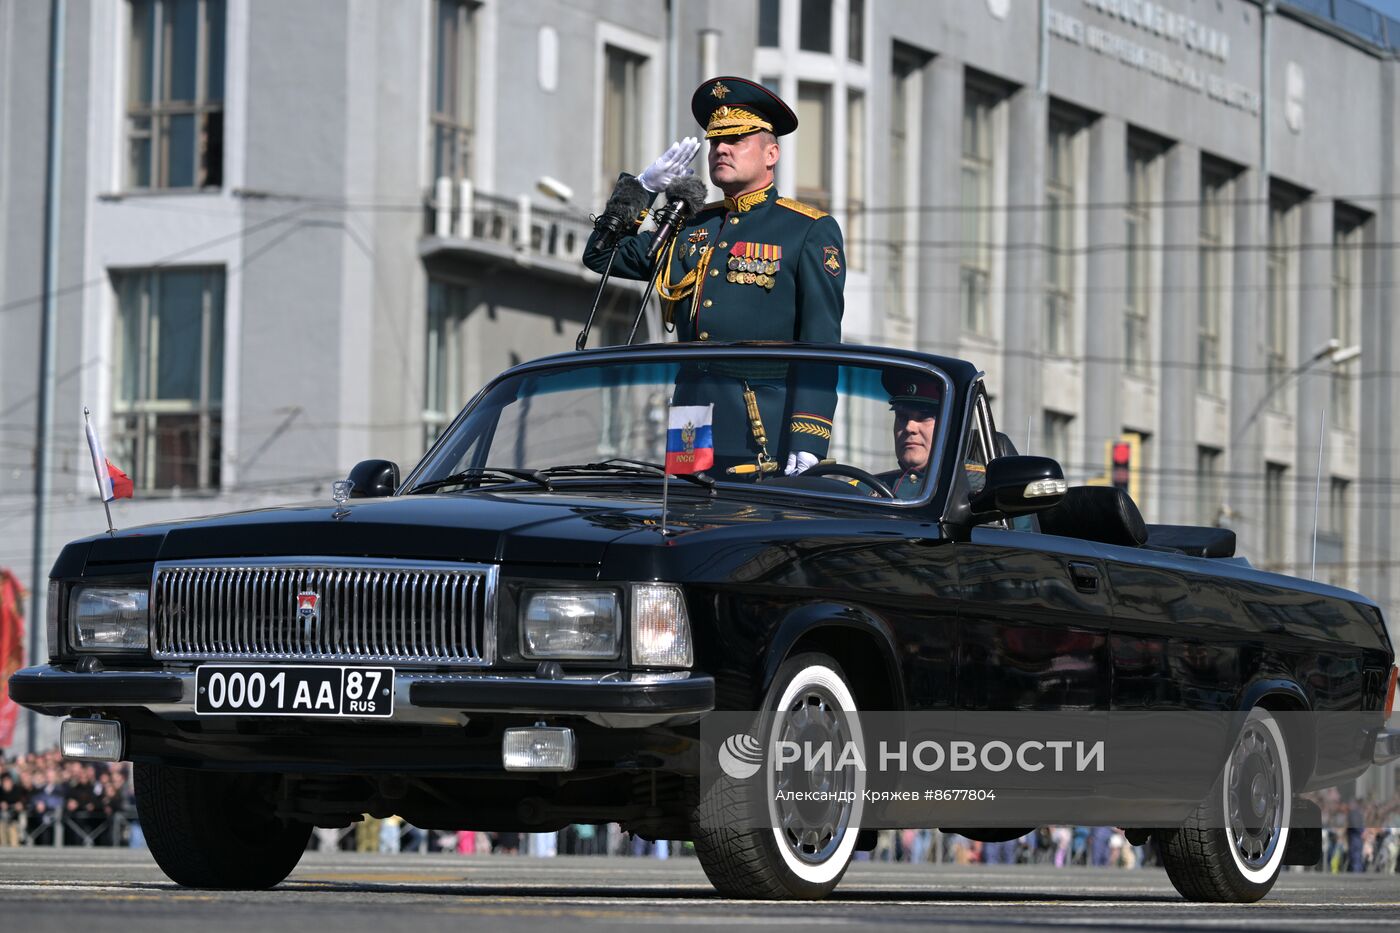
<box><xmin>13</xmin><ymin>343</ymin><xmax>1397</xmax><ymax>903</ymax></box>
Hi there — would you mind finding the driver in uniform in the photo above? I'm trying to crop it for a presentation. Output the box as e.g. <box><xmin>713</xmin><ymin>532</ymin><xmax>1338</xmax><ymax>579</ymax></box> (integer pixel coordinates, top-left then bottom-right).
<box><xmin>876</xmin><ymin>373</ymin><xmax>943</xmax><ymax>501</ymax></box>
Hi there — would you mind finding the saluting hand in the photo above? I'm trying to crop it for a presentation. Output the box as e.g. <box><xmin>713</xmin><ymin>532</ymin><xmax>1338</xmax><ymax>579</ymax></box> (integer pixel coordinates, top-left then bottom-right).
<box><xmin>639</xmin><ymin>137</ymin><xmax>702</xmax><ymax>193</ymax></box>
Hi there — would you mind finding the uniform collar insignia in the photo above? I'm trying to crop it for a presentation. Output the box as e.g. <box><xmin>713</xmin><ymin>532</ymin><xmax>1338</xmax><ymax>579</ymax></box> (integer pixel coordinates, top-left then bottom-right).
<box><xmin>724</xmin><ymin>184</ymin><xmax>773</xmax><ymax>213</ymax></box>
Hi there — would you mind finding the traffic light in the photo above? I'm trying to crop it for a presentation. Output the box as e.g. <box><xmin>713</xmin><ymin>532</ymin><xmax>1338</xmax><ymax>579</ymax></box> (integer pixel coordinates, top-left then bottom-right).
<box><xmin>1111</xmin><ymin>441</ymin><xmax>1132</xmax><ymax>490</ymax></box>
<box><xmin>1104</xmin><ymin>433</ymin><xmax>1142</xmax><ymax>503</ymax></box>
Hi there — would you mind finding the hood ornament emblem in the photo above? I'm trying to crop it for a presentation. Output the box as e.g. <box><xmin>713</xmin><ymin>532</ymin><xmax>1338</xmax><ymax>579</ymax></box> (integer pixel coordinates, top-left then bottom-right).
<box><xmin>332</xmin><ymin>480</ymin><xmax>353</xmax><ymax>505</ymax></box>
<box><xmin>296</xmin><ymin>590</ymin><xmax>320</xmax><ymax>639</ymax></box>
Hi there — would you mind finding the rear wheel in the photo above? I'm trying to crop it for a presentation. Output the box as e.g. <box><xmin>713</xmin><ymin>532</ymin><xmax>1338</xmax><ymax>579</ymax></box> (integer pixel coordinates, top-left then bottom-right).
<box><xmin>693</xmin><ymin>652</ymin><xmax>865</xmax><ymax>899</ymax></box>
<box><xmin>1158</xmin><ymin>707</ymin><xmax>1292</xmax><ymax>902</ymax></box>
<box><xmin>135</xmin><ymin>763</ymin><xmax>311</xmax><ymax>889</ymax></box>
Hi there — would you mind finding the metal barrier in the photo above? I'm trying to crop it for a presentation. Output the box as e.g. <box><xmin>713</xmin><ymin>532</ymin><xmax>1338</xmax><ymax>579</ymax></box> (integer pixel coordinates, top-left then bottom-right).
<box><xmin>3</xmin><ymin>810</ymin><xmax>136</xmax><ymax>847</ymax></box>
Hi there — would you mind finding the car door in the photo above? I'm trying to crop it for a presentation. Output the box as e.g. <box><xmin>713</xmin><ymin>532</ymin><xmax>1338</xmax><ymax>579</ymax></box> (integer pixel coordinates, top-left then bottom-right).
<box><xmin>954</xmin><ymin>387</ymin><xmax>1114</xmax><ymax>713</ymax></box>
<box><xmin>951</xmin><ymin>387</ymin><xmax>1111</xmax><ymax>803</ymax></box>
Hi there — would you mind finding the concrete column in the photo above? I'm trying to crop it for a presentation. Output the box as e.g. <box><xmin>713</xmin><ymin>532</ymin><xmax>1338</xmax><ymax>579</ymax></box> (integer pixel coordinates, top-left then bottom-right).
<box><xmin>915</xmin><ymin>55</ymin><xmax>963</xmax><ymax>356</ymax></box>
<box><xmin>1359</xmin><ymin>58</ymin><xmax>1399</xmax><ymax>645</ymax></box>
<box><xmin>1157</xmin><ymin>143</ymin><xmax>1199</xmax><ymax>524</ymax></box>
<box><xmin>1293</xmin><ymin>197</ymin><xmax>1333</xmax><ymax>569</ymax></box>
<box><xmin>999</xmin><ymin>87</ymin><xmax>1046</xmax><ymax>452</ymax></box>
<box><xmin>1225</xmin><ymin>167</ymin><xmax>1263</xmax><ymax>555</ymax></box>
<box><xmin>1080</xmin><ymin>116</ymin><xmax>1126</xmax><ymax>476</ymax></box>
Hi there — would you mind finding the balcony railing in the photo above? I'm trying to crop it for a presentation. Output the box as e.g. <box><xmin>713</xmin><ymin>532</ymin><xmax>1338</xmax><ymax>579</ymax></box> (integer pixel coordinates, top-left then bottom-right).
<box><xmin>424</xmin><ymin>179</ymin><xmax>594</xmax><ymax>265</ymax></box>
<box><xmin>1282</xmin><ymin>0</ymin><xmax>1400</xmax><ymax>52</ymax></box>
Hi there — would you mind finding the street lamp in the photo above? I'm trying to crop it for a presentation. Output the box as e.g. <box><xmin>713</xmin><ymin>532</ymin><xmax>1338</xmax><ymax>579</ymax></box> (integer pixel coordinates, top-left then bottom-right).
<box><xmin>1234</xmin><ymin>339</ymin><xmax>1361</xmax><ymax>441</ymax></box>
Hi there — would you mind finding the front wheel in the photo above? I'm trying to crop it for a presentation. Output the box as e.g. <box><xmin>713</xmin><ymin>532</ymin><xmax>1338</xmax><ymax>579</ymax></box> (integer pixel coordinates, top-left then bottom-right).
<box><xmin>135</xmin><ymin>763</ymin><xmax>311</xmax><ymax>889</ymax></box>
<box><xmin>1158</xmin><ymin>707</ymin><xmax>1292</xmax><ymax>902</ymax></box>
<box><xmin>692</xmin><ymin>652</ymin><xmax>865</xmax><ymax>899</ymax></box>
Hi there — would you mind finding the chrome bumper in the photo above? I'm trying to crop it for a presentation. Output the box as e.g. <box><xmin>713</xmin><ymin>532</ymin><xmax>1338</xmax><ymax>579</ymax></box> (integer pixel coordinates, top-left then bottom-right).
<box><xmin>10</xmin><ymin>665</ymin><xmax>714</xmax><ymax>729</ymax></box>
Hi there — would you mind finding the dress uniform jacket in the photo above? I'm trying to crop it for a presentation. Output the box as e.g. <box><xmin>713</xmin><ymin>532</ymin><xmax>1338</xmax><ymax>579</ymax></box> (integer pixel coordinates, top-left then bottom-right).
<box><xmin>582</xmin><ymin>182</ymin><xmax>845</xmax><ymax>466</ymax></box>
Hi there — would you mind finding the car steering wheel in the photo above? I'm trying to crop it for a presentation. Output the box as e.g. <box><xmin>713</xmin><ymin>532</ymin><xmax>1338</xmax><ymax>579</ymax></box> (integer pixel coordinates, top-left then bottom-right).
<box><xmin>800</xmin><ymin>463</ymin><xmax>896</xmax><ymax>499</ymax></box>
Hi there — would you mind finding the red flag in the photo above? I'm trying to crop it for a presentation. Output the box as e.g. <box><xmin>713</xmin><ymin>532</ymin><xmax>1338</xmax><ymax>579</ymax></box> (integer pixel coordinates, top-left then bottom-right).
<box><xmin>107</xmin><ymin>459</ymin><xmax>134</xmax><ymax>499</ymax></box>
<box><xmin>0</xmin><ymin>570</ymin><xmax>24</xmax><ymax>749</ymax></box>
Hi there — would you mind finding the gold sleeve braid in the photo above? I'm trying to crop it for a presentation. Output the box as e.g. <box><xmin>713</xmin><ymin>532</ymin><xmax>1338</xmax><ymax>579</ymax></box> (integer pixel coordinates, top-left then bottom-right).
<box><xmin>653</xmin><ymin>237</ymin><xmax>715</xmax><ymax>329</ymax></box>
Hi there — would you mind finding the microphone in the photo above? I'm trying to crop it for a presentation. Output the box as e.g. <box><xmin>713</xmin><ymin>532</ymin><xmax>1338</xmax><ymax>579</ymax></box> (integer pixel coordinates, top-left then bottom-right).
<box><xmin>592</xmin><ymin>174</ymin><xmax>653</xmax><ymax>251</ymax></box>
<box><xmin>643</xmin><ymin>176</ymin><xmax>709</xmax><ymax>265</ymax></box>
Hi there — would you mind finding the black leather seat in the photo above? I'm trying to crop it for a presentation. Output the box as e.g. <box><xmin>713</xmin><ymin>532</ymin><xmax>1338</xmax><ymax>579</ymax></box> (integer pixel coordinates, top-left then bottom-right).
<box><xmin>1038</xmin><ymin>485</ymin><xmax>1147</xmax><ymax>548</ymax></box>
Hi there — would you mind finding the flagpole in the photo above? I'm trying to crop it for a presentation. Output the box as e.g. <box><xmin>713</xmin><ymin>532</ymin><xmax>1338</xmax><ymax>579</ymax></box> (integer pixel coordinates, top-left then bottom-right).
<box><xmin>660</xmin><ymin>470</ymin><xmax>670</xmax><ymax>537</ymax></box>
<box><xmin>83</xmin><ymin>408</ymin><xmax>115</xmax><ymax>536</ymax></box>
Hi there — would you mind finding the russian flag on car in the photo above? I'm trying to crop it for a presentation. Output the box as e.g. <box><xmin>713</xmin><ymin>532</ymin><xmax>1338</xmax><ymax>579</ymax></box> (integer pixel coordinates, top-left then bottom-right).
<box><xmin>84</xmin><ymin>415</ymin><xmax>134</xmax><ymax>501</ymax></box>
<box><xmin>665</xmin><ymin>404</ymin><xmax>714</xmax><ymax>475</ymax></box>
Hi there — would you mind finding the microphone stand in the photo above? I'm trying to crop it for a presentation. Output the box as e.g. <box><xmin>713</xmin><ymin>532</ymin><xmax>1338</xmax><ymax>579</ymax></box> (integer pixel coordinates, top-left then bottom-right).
<box><xmin>576</xmin><ymin>240</ymin><xmax>619</xmax><ymax>351</ymax></box>
<box><xmin>627</xmin><ymin>216</ymin><xmax>686</xmax><ymax>346</ymax></box>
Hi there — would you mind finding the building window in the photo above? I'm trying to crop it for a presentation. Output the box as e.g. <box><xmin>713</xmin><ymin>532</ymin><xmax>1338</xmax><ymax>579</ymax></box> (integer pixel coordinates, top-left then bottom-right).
<box><xmin>800</xmin><ymin>0</ymin><xmax>832</xmax><ymax>52</ymax></box>
<box><xmin>1196</xmin><ymin>445</ymin><xmax>1222</xmax><ymax>527</ymax></box>
<box><xmin>111</xmin><ymin>267</ymin><xmax>224</xmax><ymax>491</ymax></box>
<box><xmin>1265</xmin><ymin>193</ymin><xmax>1297</xmax><ymax>412</ymax></box>
<box><xmin>425</xmin><ymin>279</ymin><xmax>473</xmax><ymax>447</ymax></box>
<box><xmin>1198</xmin><ymin>167</ymin><xmax>1230</xmax><ymax>396</ymax></box>
<box><xmin>1043</xmin><ymin>116</ymin><xmax>1077</xmax><ymax>356</ymax></box>
<box><xmin>1264</xmin><ymin>462</ymin><xmax>1287</xmax><ymax>569</ymax></box>
<box><xmin>758</xmin><ymin>0</ymin><xmax>780</xmax><ymax>47</ymax></box>
<box><xmin>1327</xmin><ymin>476</ymin><xmax>1350</xmax><ymax>587</ymax></box>
<box><xmin>127</xmin><ymin>0</ymin><xmax>225</xmax><ymax>190</ymax></box>
<box><xmin>432</xmin><ymin>0</ymin><xmax>477</xmax><ymax>183</ymax></box>
<box><xmin>888</xmin><ymin>48</ymin><xmax>923</xmax><ymax>323</ymax></box>
<box><xmin>1042</xmin><ymin>411</ymin><xmax>1073</xmax><ymax>474</ymax></box>
<box><xmin>847</xmin><ymin>0</ymin><xmax>865</xmax><ymax>61</ymax></box>
<box><xmin>601</xmin><ymin>45</ymin><xmax>646</xmax><ymax>202</ymax></box>
<box><xmin>845</xmin><ymin>90</ymin><xmax>865</xmax><ymax>271</ymax></box>
<box><xmin>795</xmin><ymin>82</ymin><xmax>832</xmax><ymax>211</ymax></box>
<box><xmin>1124</xmin><ymin>144</ymin><xmax>1155</xmax><ymax>375</ymax></box>
<box><xmin>1331</xmin><ymin>213</ymin><xmax>1362</xmax><ymax>428</ymax></box>
<box><xmin>960</xmin><ymin>85</ymin><xmax>995</xmax><ymax>336</ymax></box>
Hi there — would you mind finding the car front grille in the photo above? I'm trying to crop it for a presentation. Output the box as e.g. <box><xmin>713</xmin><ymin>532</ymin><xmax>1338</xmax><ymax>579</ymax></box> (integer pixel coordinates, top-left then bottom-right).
<box><xmin>150</xmin><ymin>560</ymin><xmax>496</xmax><ymax>666</ymax></box>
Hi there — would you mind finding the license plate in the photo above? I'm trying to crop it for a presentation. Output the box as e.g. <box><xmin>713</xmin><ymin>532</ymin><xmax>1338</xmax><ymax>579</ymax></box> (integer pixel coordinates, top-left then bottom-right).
<box><xmin>195</xmin><ymin>665</ymin><xmax>395</xmax><ymax>717</ymax></box>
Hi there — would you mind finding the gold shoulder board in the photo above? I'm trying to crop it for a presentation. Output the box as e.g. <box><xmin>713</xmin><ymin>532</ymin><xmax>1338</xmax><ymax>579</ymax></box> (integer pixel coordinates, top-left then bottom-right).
<box><xmin>776</xmin><ymin>197</ymin><xmax>829</xmax><ymax>220</ymax></box>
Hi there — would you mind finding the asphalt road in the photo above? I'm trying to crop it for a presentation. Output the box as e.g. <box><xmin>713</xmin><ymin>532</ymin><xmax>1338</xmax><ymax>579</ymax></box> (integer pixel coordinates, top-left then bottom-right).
<box><xmin>0</xmin><ymin>848</ymin><xmax>1396</xmax><ymax>932</ymax></box>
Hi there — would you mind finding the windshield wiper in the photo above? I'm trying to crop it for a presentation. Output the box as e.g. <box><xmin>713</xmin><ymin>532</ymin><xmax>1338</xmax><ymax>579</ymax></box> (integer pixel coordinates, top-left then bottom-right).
<box><xmin>408</xmin><ymin>466</ymin><xmax>552</xmax><ymax>494</ymax></box>
<box><xmin>541</xmin><ymin>458</ymin><xmax>715</xmax><ymax>490</ymax></box>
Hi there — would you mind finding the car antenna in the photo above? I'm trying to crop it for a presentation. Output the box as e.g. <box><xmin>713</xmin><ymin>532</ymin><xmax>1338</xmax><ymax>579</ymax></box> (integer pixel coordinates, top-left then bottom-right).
<box><xmin>1310</xmin><ymin>407</ymin><xmax>1326</xmax><ymax>582</ymax></box>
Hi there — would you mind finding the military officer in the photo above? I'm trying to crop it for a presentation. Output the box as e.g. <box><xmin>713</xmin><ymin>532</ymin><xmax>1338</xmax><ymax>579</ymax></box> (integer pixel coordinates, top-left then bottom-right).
<box><xmin>875</xmin><ymin>373</ymin><xmax>944</xmax><ymax>501</ymax></box>
<box><xmin>583</xmin><ymin>76</ymin><xmax>846</xmax><ymax>476</ymax></box>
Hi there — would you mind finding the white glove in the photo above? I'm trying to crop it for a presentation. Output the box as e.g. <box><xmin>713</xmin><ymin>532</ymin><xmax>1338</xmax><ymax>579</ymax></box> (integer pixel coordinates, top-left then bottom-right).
<box><xmin>785</xmin><ymin>452</ymin><xmax>819</xmax><ymax>476</ymax></box>
<box><xmin>638</xmin><ymin>137</ymin><xmax>701</xmax><ymax>193</ymax></box>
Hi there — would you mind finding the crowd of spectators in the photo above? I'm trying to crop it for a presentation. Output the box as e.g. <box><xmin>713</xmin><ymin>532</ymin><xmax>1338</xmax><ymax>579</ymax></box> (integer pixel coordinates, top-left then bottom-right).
<box><xmin>0</xmin><ymin>748</ymin><xmax>137</xmax><ymax>846</ymax></box>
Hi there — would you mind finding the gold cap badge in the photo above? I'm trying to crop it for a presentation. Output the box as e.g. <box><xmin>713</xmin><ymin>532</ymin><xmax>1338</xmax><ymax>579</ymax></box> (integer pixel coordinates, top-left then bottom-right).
<box><xmin>711</xmin><ymin>81</ymin><xmax>730</xmax><ymax>99</ymax></box>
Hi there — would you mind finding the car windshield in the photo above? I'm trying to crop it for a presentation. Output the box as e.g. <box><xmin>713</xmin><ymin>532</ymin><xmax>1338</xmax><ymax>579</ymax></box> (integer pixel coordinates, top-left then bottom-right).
<box><xmin>408</xmin><ymin>351</ymin><xmax>953</xmax><ymax>504</ymax></box>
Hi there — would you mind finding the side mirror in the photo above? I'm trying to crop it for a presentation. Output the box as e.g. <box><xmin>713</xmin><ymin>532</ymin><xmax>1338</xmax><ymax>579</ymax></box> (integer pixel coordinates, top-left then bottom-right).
<box><xmin>970</xmin><ymin>455</ymin><xmax>1066</xmax><ymax>517</ymax></box>
<box><xmin>347</xmin><ymin>459</ymin><xmax>400</xmax><ymax>498</ymax></box>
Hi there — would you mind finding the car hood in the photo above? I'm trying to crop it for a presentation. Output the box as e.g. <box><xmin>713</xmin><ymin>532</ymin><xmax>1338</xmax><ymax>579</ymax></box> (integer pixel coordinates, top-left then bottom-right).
<box><xmin>78</xmin><ymin>487</ymin><xmax>856</xmax><ymax>572</ymax></box>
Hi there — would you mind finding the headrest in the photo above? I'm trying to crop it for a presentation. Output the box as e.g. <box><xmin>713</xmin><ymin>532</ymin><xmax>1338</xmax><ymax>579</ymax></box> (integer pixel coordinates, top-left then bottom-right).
<box><xmin>1038</xmin><ymin>485</ymin><xmax>1147</xmax><ymax>548</ymax></box>
<box><xmin>1145</xmin><ymin>524</ymin><xmax>1237</xmax><ymax>558</ymax></box>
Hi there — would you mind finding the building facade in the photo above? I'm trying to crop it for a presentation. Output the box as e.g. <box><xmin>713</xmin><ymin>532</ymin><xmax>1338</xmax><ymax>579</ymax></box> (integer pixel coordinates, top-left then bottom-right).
<box><xmin>1</xmin><ymin>0</ymin><xmax>1398</xmax><ymax>760</ymax></box>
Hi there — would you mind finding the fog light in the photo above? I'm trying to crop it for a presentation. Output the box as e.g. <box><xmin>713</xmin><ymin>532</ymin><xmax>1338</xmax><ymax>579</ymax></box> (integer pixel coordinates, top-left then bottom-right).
<box><xmin>502</xmin><ymin>725</ymin><xmax>576</xmax><ymax>771</ymax></box>
<box><xmin>60</xmin><ymin>718</ymin><xmax>124</xmax><ymax>762</ymax></box>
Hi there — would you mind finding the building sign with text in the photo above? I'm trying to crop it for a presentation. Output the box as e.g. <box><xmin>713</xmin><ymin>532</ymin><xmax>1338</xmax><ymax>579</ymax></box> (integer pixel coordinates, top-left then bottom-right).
<box><xmin>1050</xmin><ymin>0</ymin><xmax>1261</xmax><ymax>115</ymax></box>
